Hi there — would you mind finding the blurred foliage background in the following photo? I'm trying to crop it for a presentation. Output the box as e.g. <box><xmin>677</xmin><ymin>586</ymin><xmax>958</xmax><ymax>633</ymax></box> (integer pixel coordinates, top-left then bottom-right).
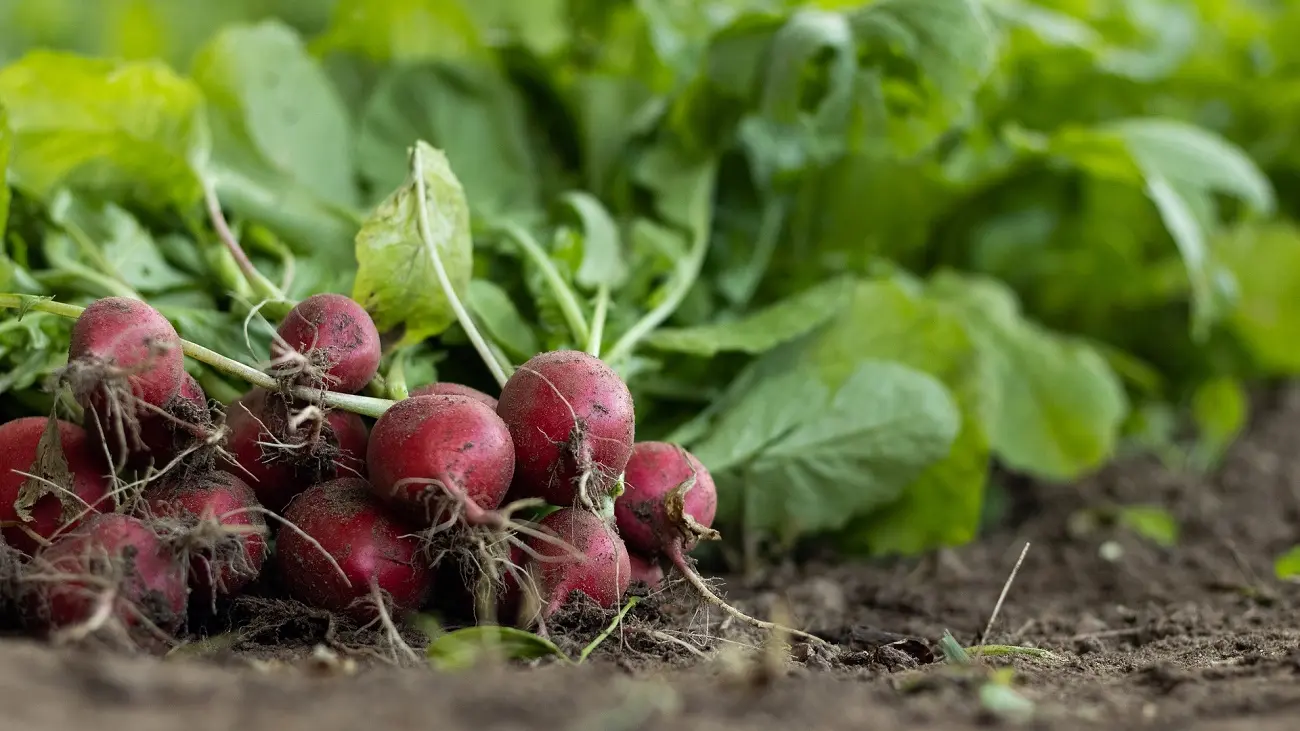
<box><xmin>2</xmin><ymin>0</ymin><xmax>1299</xmax><ymax>563</ymax></box>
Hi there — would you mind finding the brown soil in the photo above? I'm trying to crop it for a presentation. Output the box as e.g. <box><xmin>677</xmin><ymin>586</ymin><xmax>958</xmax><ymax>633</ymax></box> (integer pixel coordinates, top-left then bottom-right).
<box><xmin>7</xmin><ymin>385</ymin><xmax>1300</xmax><ymax>731</ymax></box>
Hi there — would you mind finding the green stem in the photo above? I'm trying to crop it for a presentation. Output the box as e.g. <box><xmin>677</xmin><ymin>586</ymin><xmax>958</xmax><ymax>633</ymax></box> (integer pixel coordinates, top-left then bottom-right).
<box><xmin>0</xmin><ymin>295</ymin><xmax>394</xmax><ymax>419</ymax></box>
<box><xmin>605</xmin><ymin>221</ymin><xmax>711</xmax><ymax>366</ymax></box>
<box><xmin>411</xmin><ymin>146</ymin><xmax>510</xmax><ymax>389</ymax></box>
<box><xmin>204</xmin><ymin>181</ymin><xmax>292</xmax><ymax>308</ymax></box>
<box><xmin>497</xmin><ymin>221</ymin><xmax>590</xmax><ymax>346</ymax></box>
<box><xmin>587</xmin><ymin>286</ymin><xmax>609</xmax><ymax>358</ymax></box>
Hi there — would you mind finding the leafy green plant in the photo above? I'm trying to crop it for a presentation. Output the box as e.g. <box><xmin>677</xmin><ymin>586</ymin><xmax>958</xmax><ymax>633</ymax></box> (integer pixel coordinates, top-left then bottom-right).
<box><xmin>1</xmin><ymin>0</ymin><xmax>1298</xmax><ymax>562</ymax></box>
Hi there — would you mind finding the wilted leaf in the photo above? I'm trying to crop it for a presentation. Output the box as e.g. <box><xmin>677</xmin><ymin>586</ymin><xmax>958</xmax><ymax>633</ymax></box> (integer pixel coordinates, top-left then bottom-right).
<box><xmin>0</xmin><ymin>51</ymin><xmax>209</xmax><ymax>208</ymax></box>
<box><xmin>353</xmin><ymin>141</ymin><xmax>472</xmax><ymax>345</ymax></box>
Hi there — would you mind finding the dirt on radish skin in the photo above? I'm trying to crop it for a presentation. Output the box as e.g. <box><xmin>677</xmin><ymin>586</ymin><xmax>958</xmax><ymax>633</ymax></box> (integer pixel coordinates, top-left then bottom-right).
<box><xmin>511</xmin><ymin>508</ymin><xmax>631</xmax><ymax>623</ymax></box>
<box><xmin>222</xmin><ymin>388</ymin><xmax>369</xmax><ymax>513</ymax></box>
<box><xmin>628</xmin><ymin>552</ymin><xmax>664</xmax><ymax>589</ymax></box>
<box><xmin>126</xmin><ymin>373</ymin><xmax>214</xmax><ymax>471</ymax></box>
<box><xmin>410</xmin><ymin>382</ymin><xmax>498</xmax><ymax>409</ymax></box>
<box><xmin>272</xmin><ymin>293</ymin><xmax>381</xmax><ymax>394</ymax></box>
<box><xmin>497</xmin><ymin>350</ymin><xmax>635</xmax><ymax>509</ymax></box>
<box><xmin>22</xmin><ymin>513</ymin><xmax>188</xmax><ymax>651</ymax></box>
<box><xmin>614</xmin><ymin>441</ymin><xmax>717</xmax><ymax>558</ymax></box>
<box><xmin>0</xmin><ymin>417</ymin><xmax>112</xmax><ymax>556</ymax></box>
<box><xmin>366</xmin><ymin>395</ymin><xmax>514</xmax><ymax>527</ymax></box>
<box><xmin>276</xmin><ymin>478</ymin><xmax>432</xmax><ymax>623</ymax></box>
<box><xmin>65</xmin><ymin>297</ymin><xmax>187</xmax><ymax>465</ymax></box>
<box><xmin>141</xmin><ymin>470</ymin><xmax>268</xmax><ymax>600</ymax></box>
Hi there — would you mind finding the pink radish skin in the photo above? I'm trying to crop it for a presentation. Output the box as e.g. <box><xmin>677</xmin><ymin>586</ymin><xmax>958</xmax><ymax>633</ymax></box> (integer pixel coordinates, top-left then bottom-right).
<box><xmin>614</xmin><ymin>442</ymin><xmax>717</xmax><ymax>557</ymax></box>
<box><xmin>23</xmin><ymin>513</ymin><xmax>187</xmax><ymax>649</ymax></box>
<box><xmin>519</xmin><ymin>508</ymin><xmax>630</xmax><ymax>620</ymax></box>
<box><xmin>128</xmin><ymin>373</ymin><xmax>212</xmax><ymax>469</ymax></box>
<box><xmin>142</xmin><ymin>470</ymin><xmax>268</xmax><ymax>599</ymax></box>
<box><xmin>367</xmin><ymin>394</ymin><xmax>514</xmax><ymax>527</ymax></box>
<box><xmin>628</xmin><ymin>553</ymin><xmax>664</xmax><ymax>589</ymax></box>
<box><xmin>410</xmin><ymin>382</ymin><xmax>498</xmax><ymax>409</ymax></box>
<box><xmin>223</xmin><ymin>388</ymin><xmax>369</xmax><ymax>513</ymax></box>
<box><xmin>67</xmin><ymin>298</ymin><xmax>188</xmax><ymax>465</ymax></box>
<box><xmin>497</xmin><ymin>350</ymin><xmax>635</xmax><ymax>508</ymax></box>
<box><xmin>0</xmin><ymin>417</ymin><xmax>112</xmax><ymax>556</ymax></box>
<box><xmin>276</xmin><ymin>479</ymin><xmax>432</xmax><ymax>622</ymax></box>
<box><xmin>273</xmin><ymin>293</ymin><xmax>381</xmax><ymax>394</ymax></box>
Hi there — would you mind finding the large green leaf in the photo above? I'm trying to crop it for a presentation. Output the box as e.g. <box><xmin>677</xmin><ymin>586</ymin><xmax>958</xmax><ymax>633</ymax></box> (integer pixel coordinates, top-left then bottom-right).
<box><xmin>1213</xmin><ymin>223</ymin><xmax>1300</xmax><ymax>374</ymax></box>
<box><xmin>0</xmin><ymin>50</ymin><xmax>209</xmax><ymax>208</ymax></box>
<box><xmin>804</xmin><ymin>280</ymin><xmax>990</xmax><ymax>556</ymax></box>
<box><xmin>356</xmin><ymin>63</ymin><xmax>540</xmax><ymax>223</ymax></box>
<box><xmin>191</xmin><ymin>20</ymin><xmax>357</xmax><ymax>208</ymax></box>
<box><xmin>646</xmin><ymin>275</ymin><xmax>856</xmax><ymax>357</ymax></box>
<box><xmin>691</xmin><ymin>355</ymin><xmax>961</xmax><ymax>540</ymax></box>
<box><xmin>927</xmin><ymin>271</ymin><xmax>1128</xmax><ymax>481</ymax></box>
<box><xmin>314</xmin><ymin>0</ymin><xmax>490</xmax><ymax>64</ymax></box>
<box><xmin>353</xmin><ymin>141</ymin><xmax>472</xmax><ymax>345</ymax></box>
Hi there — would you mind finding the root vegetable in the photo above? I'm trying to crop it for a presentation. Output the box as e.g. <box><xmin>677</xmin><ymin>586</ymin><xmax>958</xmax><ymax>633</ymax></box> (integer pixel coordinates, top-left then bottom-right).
<box><xmin>222</xmin><ymin>388</ymin><xmax>369</xmax><ymax>512</ymax></box>
<box><xmin>496</xmin><ymin>350</ymin><xmax>634</xmax><ymax>509</ymax></box>
<box><xmin>276</xmin><ymin>478</ymin><xmax>432</xmax><ymax>622</ymax></box>
<box><xmin>614</xmin><ymin>441</ymin><xmax>717</xmax><ymax>557</ymax></box>
<box><xmin>628</xmin><ymin>552</ymin><xmax>664</xmax><ymax>589</ymax></box>
<box><xmin>142</xmin><ymin>470</ymin><xmax>268</xmax><ymax>600</ymax></box>
<box><xmin>0</xmin><ymin>417</ymin><xmax>112</xmax><ymax>556</ymax></box>
<box><xmin>366</xmin><ymin>394</ymin><xmax>514</xmax><ymax>527</ymax></box>
<box><xmin>513</xmin><ymin>508</ymin><xmax>630</xmax><ymax>622</ymax></box>
<box><xmin>272</xmin><ymin>293</ymin><xmax>381</xmax><ymax>394</ymax></box>
<box><xmin>23</xmin><ymin>513</ymin><xmax>188</xmax><ymax>650</ymax></box>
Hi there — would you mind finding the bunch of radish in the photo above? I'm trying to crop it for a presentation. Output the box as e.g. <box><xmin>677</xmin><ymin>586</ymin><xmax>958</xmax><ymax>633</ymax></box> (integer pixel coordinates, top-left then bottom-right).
<box><xmin>0</xmin><ymin>290</ymin><xmax>735</xmax><ymax>652</ymax></box>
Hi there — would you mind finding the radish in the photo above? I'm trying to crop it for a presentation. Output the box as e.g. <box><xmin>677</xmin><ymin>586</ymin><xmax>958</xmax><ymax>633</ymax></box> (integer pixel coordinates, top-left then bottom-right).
<box><xmin>276</xmin><ymin>478</ymin><xmax>432</xmax><ymax>622</ymax></box>
<box><xmin>222</xmin><ymin>388</ymin><xmax>369</xmax><ymax>512</ymax></box>
<box><xmin>141</xmin><ymin>470</ymin><xmax>268</xmax><ymax>601</ymax></box>
<box><xmin>272</xmin><ymin>293</ymin><xmax>381</xmax><ymax>394</ymax></box>
<box><xmin>128</xmin><ymin>373</ymin><xmax>213</xmax><ymax>470</ymax></box>
<box><xmin>410</xmin><ymin>382</ymin><xmax>498</xmax><ymax>409</ymax></box>
<box><xmin>23</xmin><ymin>513</ymin><xmax>187</xmax><ymax>650</ymax></box>
<box><xmin>628</xmin><ymin>552</ymin><xmax>664</xmax><ymax>589</ymax></box>
<box><xmin>612</xmin><ymin>442</ymin><xmax>827</xmax><ymax>647</ymax></box>
<box><xmin>496</xmin><ymin>350</ymin><xmax>635</xmax><ymax>510</ymax></box>
<box><xmin>0</xmin><ymin>416</ymin><xmax>112</xmax><ymax>556</ymax></box>
<box><xmin>366</xmin><ymin>394</ymin><xmax>514</xmax><ymax>527</ymax></box>
<box><xmin>512</xmin><ymin>508</ymin><xmax>630</xmax><ymax>623</ymax></box>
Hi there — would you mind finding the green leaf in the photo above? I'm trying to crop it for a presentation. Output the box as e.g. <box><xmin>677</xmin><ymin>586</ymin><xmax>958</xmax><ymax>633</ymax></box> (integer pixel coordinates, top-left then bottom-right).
<box><xmin>806</xmin><ymin>280</ymin><xmax>989</xmax><ymax>556</ymax></box>
<box><xmin>352</xmin><ymin>141</ymin><xmax>472</xmax><ymax>345</ymax></box>
<box><xmin>1214</xmin><ymin>223</ymin><xmax>1300</xmax><ymax>374</ymax></box>
<box><xmin>47</xmin><ymin>193</ymin><xmax>192</xmax><ymax>294</ymax></box>
<box><xmin>1116</xmin><ymin>505</ymin><xmax>1179</xmax><ymax>548</ymax></box>
<box><xmin>1274</xmin><ymin>546</ymin><xmax>1300</xmax><ymax>581</ymax></box>
<box><xmin>190</xmin><ymin>20</ymin><xmax>357</xmax><ymax>207</ymax></box>
<box><xmin>928</xmin><ymin>271</ymin><xmax>1128</xmax><ymax>481</ymax></box>
<box><xmin>0</xmin><ymin>50</ymin><xmax>209</xmax><ymax>208</ymax></box>
<box><xmin>559</xmin><ymin>191</ymin><xmax>627</xmax><ymax>291</ymax></box>
<box><xmin>0</xmin><ymin>103</ymin><xmax>10</xmax><ymax>238</ymax></box>
<box><xmin>1190</xmin><ymin>376</ymin><xmax>1246</xmax><ymax>467</ymax></box>
<box><xmin>356</xmin><ymin>63</ymin><xmax>540</xmax><ymax>223</ymax></box>
<box><xmin>693</xmin><ymin>358</ymin><xmax>961</xmax><ymax>538</ymax></box>
<box><xmin>468</xmin><ymin>279</ymin><xmax>538</xmax><ymax>362</ymax></box>
<box><xmin>646</xmin><ymin>275</ymin><xmax>856</xmax><ymax>357</ymax></box>
<box><xmin>315</xmin><ymin>0</ymin><xmax>489</xmax><ymax>64</ymax></box>
<box><xmin>426</xmin><ymin>625</ymin><xmax>568</xmax><ymax>671</ymax></box>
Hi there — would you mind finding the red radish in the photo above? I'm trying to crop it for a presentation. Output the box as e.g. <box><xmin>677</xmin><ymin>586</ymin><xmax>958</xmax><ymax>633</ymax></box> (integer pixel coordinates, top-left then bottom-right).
<box><xmin>497</xmin><ymin>350</ymin><xmax>635</xmax><ymax>509</ymax></box>
<box><xmin>128</xmin><ymin>373</ymin><xmax>213</xmax><ymax>469</ymax></box>
<box><xmin>614</xmin><ymin>442</ymin><xmax>717</xmax><ymax>558</ymax></box>
<box><xmin>142</xmin><ymin>470</ymin><xmax>268</xmax><ymax>600</ymax></box>
<box><xmin>513</xmin><ymin>508</ymin><xmax>630</xmax><ymax>622</ymax></box>
<box><xmin>0</xmin><ymin>417</ymin><xmax>112</xmax><ymax>556</ymax></box>
<box><xmin>411</xmin><ymin>382</ymin><xmax>498</xmax><ymax>409</ymax></box>
<box><xmin>23</xmin><ymin>513</ymin><xmax>187</xmax><ymax>650</ymax></box>
<box><xmin>367</xmin><ymin>394</ymin><xmax>514</xmax><ymax>527</ymax></box>
<box><xmin>272</xmin><ymin>293</ymin><xmax>381</xmax><ymax>394</ymax></box>
<box><xmin>628</xmin><ymin>552</ymin><xmax>664</xmax><ymax>589</ymax></box>
<box><xmin>65</xmin><ymin>297</ymin><xmax>188</xmax><ymax>465</ymax></box>
<box><xmin>276</xmin><ymin>478</ymin><xmax>431</xmax><ymax>622</ymax></box>
<box><xmin>222</xmin><ymin>388</ymin><xmax>368</xmax><ymax>512</ymax></box>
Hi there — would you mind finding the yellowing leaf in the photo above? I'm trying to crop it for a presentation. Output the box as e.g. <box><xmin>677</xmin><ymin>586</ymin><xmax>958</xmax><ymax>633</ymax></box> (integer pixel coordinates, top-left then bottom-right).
<box><xmin>0</xmin><ymin>51</ymin><xmax>209</xmax><ymax>208</ymax></box>
<box><xmin>353</xmin><ymin>141</ymin><xmax>472</xmax><ymax>345</ymax></box>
